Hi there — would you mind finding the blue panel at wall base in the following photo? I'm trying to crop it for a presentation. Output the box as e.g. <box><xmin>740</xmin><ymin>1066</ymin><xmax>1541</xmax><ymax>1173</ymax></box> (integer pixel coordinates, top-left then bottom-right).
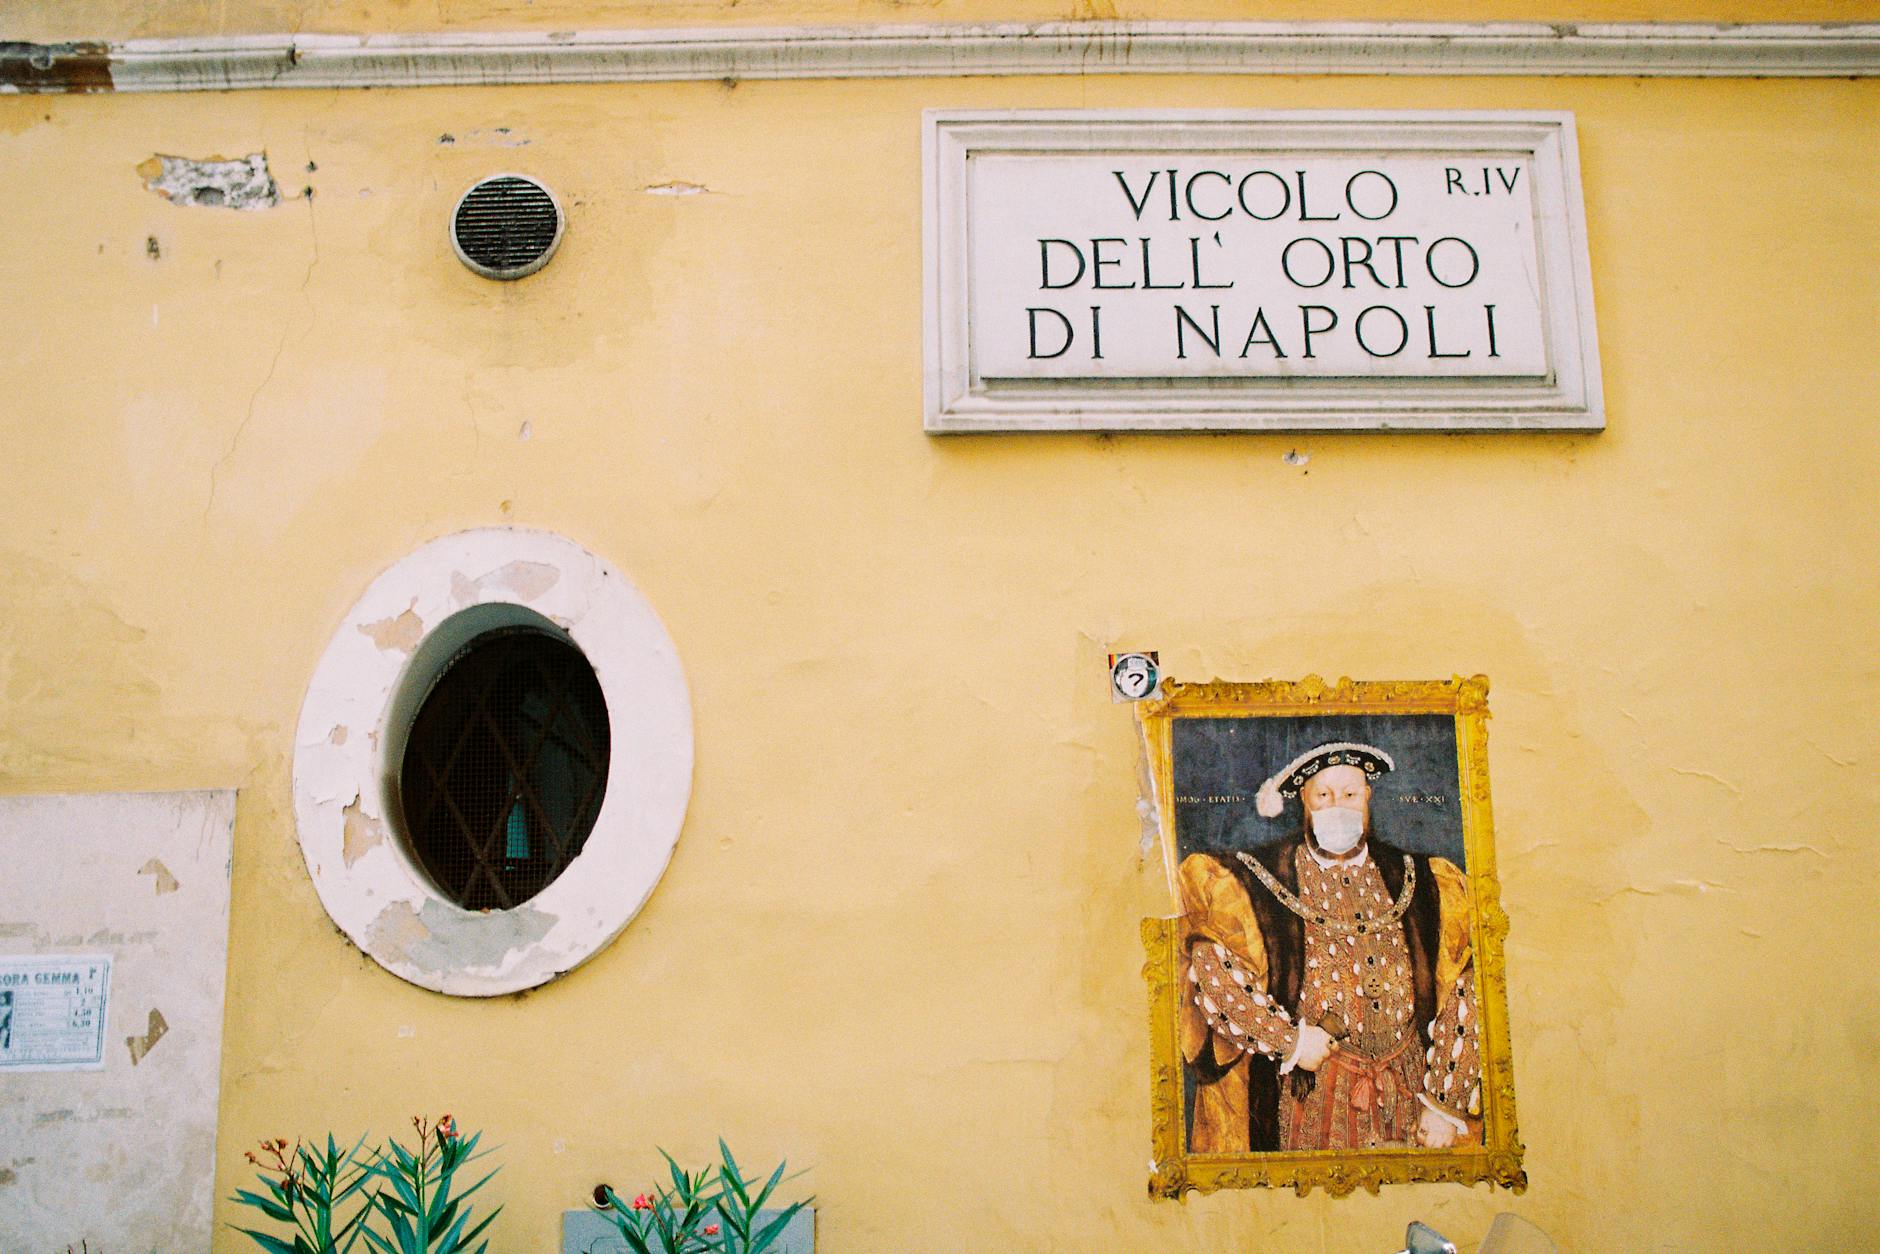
<box><xmin>564</xmin><ymin>1208</ymin><xmax>814</xmax><ymax>1254</ymax></box>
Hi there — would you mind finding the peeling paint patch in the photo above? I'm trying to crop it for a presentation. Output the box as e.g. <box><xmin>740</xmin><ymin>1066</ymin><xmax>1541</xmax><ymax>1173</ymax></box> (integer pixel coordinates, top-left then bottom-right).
<box><xmin>450</xmin><ymin>561</ymin><xmax>560</xmax><ymax>605</ymax></box>
<box><xmin>0</xmin><ymin>1165</ymin><xmax>14</xmax><ymax>1185</ymax></box>
<box><xmin>358</xmin><ymin>601</ymin><xmax>424</xmax><ymax>652</ymax></box>
<box><xmin>125</xmin><ymin>1008</ymin><xmax>168</xmax><ymax>1065</ymax></box>
<box><xmin>0</xmin><ymin>41</ymin><xmax>112</xmax><ymax>93</ymax></box>
<box><xmin>644</xmin><ymin>180</ymin><xmax>712</xmax><ymax>196</ymax></box>
<box><xmin>364</xmin><ymin>901</ymin><xmax>431</xmax><ymax>961</ymax></box>
<box><xmin>366</xmin><ymin>898</ymin><xmax>556</xmax><ymax>973</ymax></box>
<box><xmin>137</xmin><ymin>152</ymin><xmax>279</xmax><ymax>210</ymax></box>
<box><xmin>491</xmin><ymin>560</ymin><xmax>560</xmax><ymax>600</ymax></box>
<box><xmin>329</xmin><ymin>725</ymin><xmax>349</xmax><ymax>746</ymax></box>
<box><xmin>137</xmin><ymin>858</ymin><xmax>180</xmax><ymax>894</ymax></box>
<box><xmin>342</xmin><ymin>798</ymin><xmax>386</xmax><ymax>868</ymax></box>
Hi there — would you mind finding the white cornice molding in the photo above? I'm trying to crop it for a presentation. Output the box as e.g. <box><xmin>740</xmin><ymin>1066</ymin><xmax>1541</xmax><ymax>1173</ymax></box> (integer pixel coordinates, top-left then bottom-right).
<box><xmin>5</xmin><ymin>22</ymin><xmax>1876</xmax><ymax>93</ymax></box>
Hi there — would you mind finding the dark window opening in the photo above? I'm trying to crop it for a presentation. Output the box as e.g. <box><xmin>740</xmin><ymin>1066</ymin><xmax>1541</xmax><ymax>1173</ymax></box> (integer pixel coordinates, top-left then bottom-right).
<box><xmin>398</xmin><ymin>626</ymin><xmax>610</xmax><ymax>911</ymax></box>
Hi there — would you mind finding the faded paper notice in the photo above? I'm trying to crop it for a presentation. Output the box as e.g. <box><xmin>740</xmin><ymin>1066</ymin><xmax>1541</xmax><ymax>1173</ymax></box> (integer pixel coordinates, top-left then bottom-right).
<box><xmin>0</xmin><ymin>954</ymin><xmax>111</xmax><ymax>1071</ymax></box>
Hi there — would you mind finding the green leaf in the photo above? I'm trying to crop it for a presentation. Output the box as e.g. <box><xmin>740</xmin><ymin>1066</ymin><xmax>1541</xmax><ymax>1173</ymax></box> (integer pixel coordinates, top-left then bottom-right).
<box><xmin>382</xmin><ymin>1197</ymin><xmax>417</xmax><ymax>1254</ymax></box>
<box><xmin>336</xmin><ymin>1204</ymin><xmax>374</xmax><ymax>1254</ymax></box>
<box><xmin>233</xmin><ymin>1226</ymin><xmax>299</xmax><ymax>1254</ymax></box>
<box><xmin>611</xmin><ymin>1219</ymin><xmax>656</xmax><ymax>1254</ymax></box>
<box><xmin>662</xmin><ymin>1149</ymin><xmax>691</xmax><ymax>1197</ymax></box>
<box><xmin>427</xmin><ymin>1172</ymin><xmax>454</xmax><ymax>1236</ymax></box>
<box><xmin>433</xmin><ymin>1203</ymin><xmax>471</xmax><ymax>1254</ymax></box>
<box><xmin>449</xmin><ymin>1204</ymin><xmax>501</xmax><ymax>1254</ymax></box>
<box><xmin>747</xmin><ymin>1202</ymin><xmax>808</xmax><ymax>1254</ymax></box>
<box><xmin>232</xmin><ymin>1187</ymin><xmax>296</xmax><ymax>1224</ymax></box>
<box><xmin>747</xmin><ymin>1160</ymin><xmax>787</xmax><ymax>1215</ymax></box>
<box><xmin>717</xmin><ymin>1143</ymin><xmax>750</xmax><ymax>1208</ymax></box>
<box><xmin>431</xmin><ymin>1199</ymin><xmax>461</xmax><ymax>1244</ymax></box>
<box><xmin>379</xmin><ymin>1165</ymin><xmax>421</xmax><ymax>1212</ymax></box>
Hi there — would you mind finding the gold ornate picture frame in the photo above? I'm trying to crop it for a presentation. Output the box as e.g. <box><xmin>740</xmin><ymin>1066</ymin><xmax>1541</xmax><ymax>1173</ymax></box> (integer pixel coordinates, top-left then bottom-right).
<box><xmin>1141</xmin><ymin>676</ymin><xmax>1525</xmax><ymax>1197</ymax></box>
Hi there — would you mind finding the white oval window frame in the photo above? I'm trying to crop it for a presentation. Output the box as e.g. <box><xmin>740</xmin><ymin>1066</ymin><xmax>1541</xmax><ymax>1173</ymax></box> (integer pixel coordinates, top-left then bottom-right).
<box><xmin>292</xmin><ymin>527</ymin><xmax>693</xmax><ymax>996</ymax></box>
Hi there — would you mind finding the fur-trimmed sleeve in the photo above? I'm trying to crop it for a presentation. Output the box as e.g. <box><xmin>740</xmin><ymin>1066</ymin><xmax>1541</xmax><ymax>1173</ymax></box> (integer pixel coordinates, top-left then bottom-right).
<box><xmin>1177</xmin><ymin>853</ymin><xmax>1287</xmax><ymax>1066</ymax></box>
<box><xmin>1430</xmin><ymin>856</ymin><xmax>1474</xmax><ymax>1009</ymax></box>
<box><xmin>1419</xmin><ymin>856</ymin><xmax>1484</xmax><ymax>1130</ymax></box>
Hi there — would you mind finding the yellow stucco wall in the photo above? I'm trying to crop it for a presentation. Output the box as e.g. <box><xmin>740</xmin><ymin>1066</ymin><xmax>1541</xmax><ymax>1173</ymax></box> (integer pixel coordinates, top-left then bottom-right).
<box><xmin>1</xmin><ymin>24</ymin><xmax>1876</xmax><ymax>1254</ymax></box>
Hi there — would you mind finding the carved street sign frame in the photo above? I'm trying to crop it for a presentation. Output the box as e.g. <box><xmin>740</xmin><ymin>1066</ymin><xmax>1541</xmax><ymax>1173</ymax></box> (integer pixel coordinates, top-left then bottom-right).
<box><xmin>923</xmin><ymin>110</ymin><xmax>1603</xmax><ymax>433</ymax></box>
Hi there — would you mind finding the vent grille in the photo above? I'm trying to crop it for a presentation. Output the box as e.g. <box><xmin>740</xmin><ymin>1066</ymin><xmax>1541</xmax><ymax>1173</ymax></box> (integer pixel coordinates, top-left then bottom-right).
<box><xmin>450</xmin><ymin>175</ymin><xmax>564</xmax><ymax>280</ymax></box>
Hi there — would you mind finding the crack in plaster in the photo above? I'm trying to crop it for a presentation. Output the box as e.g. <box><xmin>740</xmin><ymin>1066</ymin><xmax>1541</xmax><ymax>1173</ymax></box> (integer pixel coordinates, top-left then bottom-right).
<box><xmin>644</xmin><ymin>180</ymin><xmax>713</xmax><ymax>196</ymax></box>
<box><xmin>1601</xmin><ymin>878</ymin><xmax>1733</xmax><ymax>900</ymax></box>
<box><xmin>204</xmin><ymin>183</ymin><xmax>318</xmax><ymax>524</ymax></box>
<box><xmin>1670</xmin><ymin>766</ymin><xmax>1741</xmax><ymax>796</ymax></box>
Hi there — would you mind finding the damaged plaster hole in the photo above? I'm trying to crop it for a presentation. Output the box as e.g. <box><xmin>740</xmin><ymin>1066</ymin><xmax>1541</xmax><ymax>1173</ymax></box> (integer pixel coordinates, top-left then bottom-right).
<box><xmin>125</xmin><ymin>1008</ymin><xmax>168</xmax><ymax>1065</ymax></box>
<box><xmin>450</xmin><ymin>174</ymin><xmax>564</xmax><ymax>280</ymax></box>
<box><xmin>137</xmin><ymin>152</ymin><xmax>280</xmax><ymax>211</ymax></box>
<box><xmin>1283</xmin><ymin>449</ymin><xmax>1310</xmax><ymax>467</ymax></box>
<box><xmin>392</xmin><ymin>607</ymin><xmax>610</xmax><ymax>911</ymax></box>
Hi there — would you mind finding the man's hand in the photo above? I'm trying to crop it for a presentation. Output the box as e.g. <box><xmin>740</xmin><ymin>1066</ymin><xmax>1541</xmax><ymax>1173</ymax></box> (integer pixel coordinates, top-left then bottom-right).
<box><xmin>1416</xmin><ymin>1103</ymin><xmax>1461</xmax><ymax>1148</ymax></box>
<box><xmin>1291</xmin><ymin>1024</ymin><xmax>1333</xmax><ymax>1072</ymax></box>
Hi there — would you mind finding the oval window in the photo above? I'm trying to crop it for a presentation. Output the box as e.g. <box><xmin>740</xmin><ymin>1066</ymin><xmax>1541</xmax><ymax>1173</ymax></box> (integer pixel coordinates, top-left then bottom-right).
<box><xmin>396</xmin><ymin>626</ymin><xmax>611</xmax><ymax>910</ymax></box>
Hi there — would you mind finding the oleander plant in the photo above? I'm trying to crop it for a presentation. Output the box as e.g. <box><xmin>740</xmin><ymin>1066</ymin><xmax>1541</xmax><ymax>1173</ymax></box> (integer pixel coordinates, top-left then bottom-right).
<box><xmin>230</xmin><ymin>1115</ymin><xmax>501</xmax><ymax>1254</ymax></box>
<box><xmin>598</xmin><ymin>1141</ymin><xmax>810</xmax><ymax>1254</ymax></box>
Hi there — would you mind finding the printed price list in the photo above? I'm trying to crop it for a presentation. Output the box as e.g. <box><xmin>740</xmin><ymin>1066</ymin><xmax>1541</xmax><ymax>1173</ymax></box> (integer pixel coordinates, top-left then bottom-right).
<box><xmin>0</xmin><ymin>955</ymin><xmax>112</xmax><ymax>1071</ymax></box>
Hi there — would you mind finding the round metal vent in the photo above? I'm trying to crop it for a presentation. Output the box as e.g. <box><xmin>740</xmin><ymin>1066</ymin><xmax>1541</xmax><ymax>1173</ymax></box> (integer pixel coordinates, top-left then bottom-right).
<box><xmin>450</xmin><ymin>174</ymin><xmax>564</xmax><ymax>280</ymax></box>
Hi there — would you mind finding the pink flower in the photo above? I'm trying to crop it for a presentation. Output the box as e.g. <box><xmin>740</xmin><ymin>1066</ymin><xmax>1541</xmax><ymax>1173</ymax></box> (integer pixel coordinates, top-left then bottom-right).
<box><xmin>703</xmin><ymin>1224</ymin><xmax>720</xmax><ymax>1237</ymax></box>
<box><xmin>437</xmin><ymin>1115</ymin><xmax>457</xmax><ymax>1140</ymax></box>
<box><xmin>631</xmin><ymin>1193</ymin><xmax>653</xmax><ymax>1211</ymax></box>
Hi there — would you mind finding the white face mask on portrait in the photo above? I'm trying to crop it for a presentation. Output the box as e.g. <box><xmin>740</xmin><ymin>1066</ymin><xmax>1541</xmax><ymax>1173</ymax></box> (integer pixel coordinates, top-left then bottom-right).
<box><xmin>1309</xmin><ymin>805</ymin><xmax>1366</xmax><ymax>854</ymax></box>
